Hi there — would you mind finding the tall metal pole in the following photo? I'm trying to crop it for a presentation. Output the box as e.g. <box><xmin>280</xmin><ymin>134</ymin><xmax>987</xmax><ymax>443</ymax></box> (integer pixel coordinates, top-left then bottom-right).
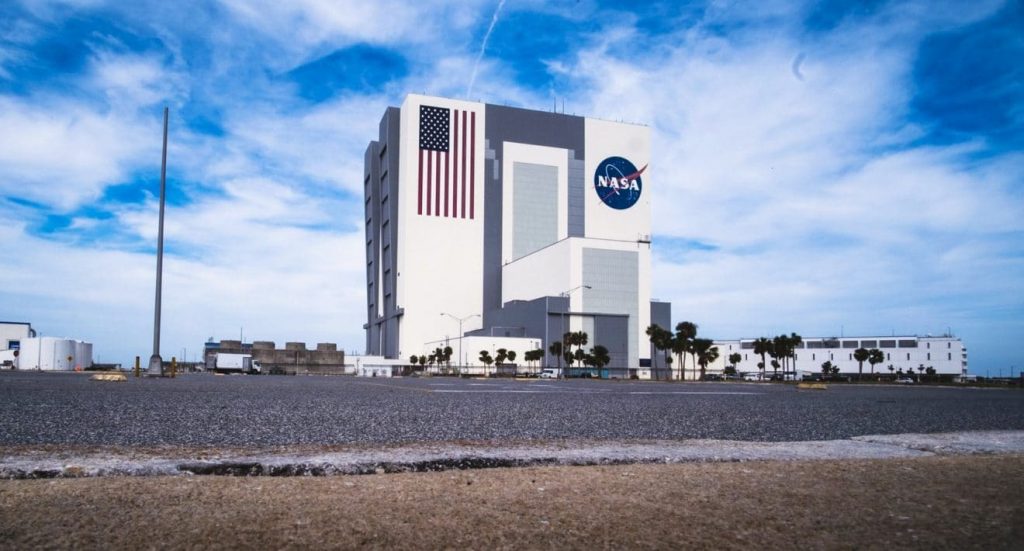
<box><xmin>148</xmin><ymin>106</ymin><xmax>168</xmax><ymax>376</ymax></box>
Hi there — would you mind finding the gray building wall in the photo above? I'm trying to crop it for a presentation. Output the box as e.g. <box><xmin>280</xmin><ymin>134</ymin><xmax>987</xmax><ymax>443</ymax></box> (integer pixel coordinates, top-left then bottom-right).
<box><xmin>364</xmin><ymin>107</ymin><xmax>402</xmax><ymax>357</ymax></box>
<box><xmin>482</xmin><ymin>105</ymin><xmax>586</xmax><ymax>318</ymax></box>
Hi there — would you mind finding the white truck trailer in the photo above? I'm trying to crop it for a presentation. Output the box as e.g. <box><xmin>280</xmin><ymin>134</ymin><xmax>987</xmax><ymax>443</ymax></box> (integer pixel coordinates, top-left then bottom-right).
<box><xmin>215</xmin><ymin>353</ymin><xmax>262</xmax><ymax>374</ymax></box>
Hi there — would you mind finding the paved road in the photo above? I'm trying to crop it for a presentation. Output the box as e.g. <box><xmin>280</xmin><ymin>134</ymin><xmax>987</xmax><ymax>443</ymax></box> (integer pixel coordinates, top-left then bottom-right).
<box><xmin>1</xmin><ymin>372</ymin><xmax>1022</xmax><ymax>447</ymax></box>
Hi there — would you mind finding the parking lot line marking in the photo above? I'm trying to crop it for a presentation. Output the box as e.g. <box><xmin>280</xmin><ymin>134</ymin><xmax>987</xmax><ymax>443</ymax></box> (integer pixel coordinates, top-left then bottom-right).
<box><xmin>349</xmin><ymin>381</ymin><xmax>435</xmax><ymax>393</ymax></box>
<box><xmin>433</xmin><ymin>390</ymin><xmax>550</xmax><ymax>394</ymax></box>
<box><xmin>628</xmin><ymin>391</ymin><xmax>762</xmax><ymax>395</ymax></box>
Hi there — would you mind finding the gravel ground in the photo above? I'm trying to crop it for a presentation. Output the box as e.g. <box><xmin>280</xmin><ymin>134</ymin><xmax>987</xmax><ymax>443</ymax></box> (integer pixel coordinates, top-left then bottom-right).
<box><xmin>1</xmin><ymin>455</ymin><xmax>1021</xmax><ymax>550</ymax></box>
<box><xmin>2</xmin><ymin>372</ymin><xmax>1023</xmax><ymax>447</ymax></box>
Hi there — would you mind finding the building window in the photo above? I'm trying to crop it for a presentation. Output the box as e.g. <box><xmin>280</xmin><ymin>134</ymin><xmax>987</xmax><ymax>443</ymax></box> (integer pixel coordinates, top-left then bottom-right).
<box><xmin>947</xmin><ymin>342</ymin><xmax>951</xmax><ymax>349</ymax></box>
<box><xmin>861</xmin><ymin>340</ymin><xmax>877</xmax><ymax>348</ymax></box>
<box><xmin>886</xmin><ymin>353</ymin><xmax>890</xmax><ymax>360</ymax></box>
<box><xmin>927</xmin><ymin>353</ymin><xmax>931</xmax><ymax>361</ymax></box>
<box><xmin>898</xmin><ymin>340</ymin><xmax>917</xmax><ymax>348</ymax></box>
<box><xmin>927</xmin><ymin>343</ymin><xmax>930</xmax><ymax>349</ymax></box>
<box><xmin>880</xmin><ymin>340</ymin><xmax>896</xmax><ymax>348</ymax></box>
<box><xmin>906</xmin><ymin>353</ymin><xmax>910</xmax><ymax>361</ymax></box>
<box><xmin>842</xmin><ymin>340</ymin><xmax>858</xmax><ymax>349</ymax></box>
<box><xmin>948</xmin><ymin>353</ymin><xmax>952</xmax><ymax>360</ymax></box>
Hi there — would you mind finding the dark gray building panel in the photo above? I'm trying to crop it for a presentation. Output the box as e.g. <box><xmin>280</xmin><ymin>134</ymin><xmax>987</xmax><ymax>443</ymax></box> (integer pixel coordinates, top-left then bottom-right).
<box><xmin>567</xmin><ymin>153</ymin><xmax>586</xmax><ymax>237</ymax></box>
<box><xmin>593</xmin><ymin>315</ymin><xmax>629</xmax><ymax>370</ymax></box>
<box><xmin>647</xmin><ymin>300</ymin><xmax>672</xmax><ymax>374</ymax></box>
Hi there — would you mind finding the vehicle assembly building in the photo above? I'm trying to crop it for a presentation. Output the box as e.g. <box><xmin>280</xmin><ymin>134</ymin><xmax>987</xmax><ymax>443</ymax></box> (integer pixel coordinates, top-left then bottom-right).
<box><xmin>364</xmin><ymin>94</ymin><xmax>670</xmax><ymax>371</ymax></box>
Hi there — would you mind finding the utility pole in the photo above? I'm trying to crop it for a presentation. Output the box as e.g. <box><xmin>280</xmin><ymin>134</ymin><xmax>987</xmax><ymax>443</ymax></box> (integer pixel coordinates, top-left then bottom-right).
<box><xmin>148</xmin><ymin>106</ymin><xmax>169</xmax><ymax>376</ymax></box>
<box><xmin>441</xmin><ymin>313</ymin><xmax>479</xmax><ymax>372</ymax></box>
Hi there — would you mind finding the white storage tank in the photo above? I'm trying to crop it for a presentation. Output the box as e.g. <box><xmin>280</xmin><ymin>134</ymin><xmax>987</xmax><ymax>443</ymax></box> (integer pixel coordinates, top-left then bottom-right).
<box><xmin>10</xmin><ymin>337</ymin><xmax>94</xmax><ymax>370</ymax></box>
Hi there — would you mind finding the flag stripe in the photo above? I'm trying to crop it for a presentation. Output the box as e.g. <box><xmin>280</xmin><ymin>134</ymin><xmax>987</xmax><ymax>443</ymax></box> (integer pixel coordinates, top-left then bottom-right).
<box><xmin>461</xmin><ymin>110</ymin><xmax>467</xmax><ymax>219</ymax></box>
<box><xmin>470</xmin><ymin>111</ymin><xmax>476</xmax><ymax>219</ymax></box>
<box><xmin>417</xmin><ymin>149</ymin><xmax>423</xmax><ymax>215</ymax></box>
<box><xmin>453</xmin><ymin>109</ymin><xmax>460</xmax><ymax>219</ymax></box>
<box><xmin>426</xmin><ymin>150</ymin><xmax>432</xmax><ymax>216</ymax></box>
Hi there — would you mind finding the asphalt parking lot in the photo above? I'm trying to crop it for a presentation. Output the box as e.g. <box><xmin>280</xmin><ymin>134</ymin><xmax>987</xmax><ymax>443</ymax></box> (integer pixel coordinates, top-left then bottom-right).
<box><xmin>1</xmin><ymin>371</ymin><xmax>1022</xmax><ymax>447</ymax></box>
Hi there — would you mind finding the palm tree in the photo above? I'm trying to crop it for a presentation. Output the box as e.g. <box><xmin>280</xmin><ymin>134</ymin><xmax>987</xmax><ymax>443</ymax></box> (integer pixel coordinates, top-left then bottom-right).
<box><xmin>674</xmin><ymin>322</ymin><xmax>698</xmax><ymax>380</ymax></box>
<box><xmin>853</xmin><ymin>348</ymin><xmax>870</xmax><ymax>380</ymax></box>
<box><xmin>769</xmin><ymin>337</ymin><xmax>784</xmax><ymax>379</ymax></box>
<box><xmin>694</xmin><ymin>339</ymin><xmax>719</xmax><ymax>380</ymax></box>
<box><xmin>443</xmin><ymin>346</ymin><xmax>453</xmax><ymax>373</ymax></box>
<box><xmin>670</xmin><ymin>333</ymin><xmax>690</xmax><ymax>380</ymax></box>
<box><xmin>821</xmin><ymin>360</ymin><xmax>834</xmax><ymax>376</ymax></box>
<box><xmin>646</xmin><ymin>324</ymin><xmax>673</xmax><ymax>375</ymax></box>
<box><xmin>549</xmin><ymin>341</ymin><xmax>563</xmax><ymax>370</ymax></box>
<box><xmin>868</xmin><ymin>349</ymin><xmax>884</xmax><ymax>376</ymax></box>
<box><xmin>752</xmin><ymin>338</ymin><xmax>772</xmax><ymax>379</ymax></box>
<box><xmin>479</xmin><ymin>350</ymin><xmax>493</xmax><ymax>375</ymax></box>
<box><xmin>788</xmin><ymin>333</ymin><xmax>803</xmax><ymax>377</ymax></box>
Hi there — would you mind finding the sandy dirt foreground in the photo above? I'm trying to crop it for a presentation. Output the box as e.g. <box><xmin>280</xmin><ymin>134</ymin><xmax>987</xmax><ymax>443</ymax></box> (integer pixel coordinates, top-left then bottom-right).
<box><xmin>1</xmin><ymin>455</ymin><xmax>1022</xmax><ymax>550</ymax></box>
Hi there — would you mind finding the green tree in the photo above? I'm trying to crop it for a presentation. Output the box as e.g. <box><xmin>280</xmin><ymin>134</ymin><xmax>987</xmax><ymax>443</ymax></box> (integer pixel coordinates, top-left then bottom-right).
<box><xmin>507</xmin><ymin>350</ymin><xmax>517</xmax><ymax>368</ymax></box>
<box><xmin>418</xmin><ymin>355</ymin><xmax>427</xmax><ymax>368</ymax></box>
<box><xmin>728</xmin><ymin>353</ymin><xmax>742</xmax><ymax>375</ymax></box>
<box><xmin>770</xmin><ymin>359</ymin><xmax>780</xmax><ymax>378</ymax></box>
<box><xmin>752</xmin><ymin>338</ymin><xmax>773</xmax><ymax>379</ymax></box>
<box><xmin>821</xmin><ymin>360</ymin><xmax>835</xmax><ymax>376</ymax></box>
<box><xmin>868</xmin><ymin>349</ymin><xmax>884</xmax><ymax>376</ymax></box>
<box><xmin>853</xmin><ymin>348</ymin><xmax>870</xmax><ymax>380</ymax></box>
<box><xmin>591</xmin><ymin>345</ymin><xmax>611</xmax><ymax>371</ymax></box>
<box><xmin>495</xmin><ymin>348</ymin><xmax>508</xmax><ymax>367</ymax></box>
<box><xmin>479</xmin><ymin>350</ymin><xmax>493</xmax><ymax>375</ymax></box>
<box><xmin>443</xmin><ymin>346</ymin><xmax>453</xmax><ymax>373</ymax></box>
<box><xmin>409</xmin><ymin>355</ymin><xmax>418</xmax><ymax>367</ymax></box>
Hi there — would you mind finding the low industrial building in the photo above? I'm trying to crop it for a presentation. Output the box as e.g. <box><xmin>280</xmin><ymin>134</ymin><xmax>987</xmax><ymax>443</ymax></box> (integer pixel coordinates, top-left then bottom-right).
<box><xmin>707</xmin><ymin>335</ymin><xmax>968</xmax><ymax>380</ymax></box>
<box><xmin>0</xmin><ymin>322</ymin><xmax>94</xmax><ymax>371</ymax></box>
<box><xmin>203</xmin><ymin>340</ymin><xmax>346</xmax><ymax>375</ymax></box>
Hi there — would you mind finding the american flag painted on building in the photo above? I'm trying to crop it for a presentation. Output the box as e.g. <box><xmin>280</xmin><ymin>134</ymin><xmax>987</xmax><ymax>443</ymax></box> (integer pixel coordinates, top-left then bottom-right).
<box><xmin>419</xmin><ymin>105</ymin><xmax>475</xmax><ymax>219</ymax></box>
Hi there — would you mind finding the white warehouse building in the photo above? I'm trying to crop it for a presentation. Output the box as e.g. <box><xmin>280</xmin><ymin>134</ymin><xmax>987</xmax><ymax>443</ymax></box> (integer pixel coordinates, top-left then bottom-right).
<box><xmin>363</xmin><ymin>95</ymin><xmax>671</xmax><ymax>373</ymax></box>
<box><xmin>708</xmin><ymin>335</ymin><xmax>968</xmax><ymax>379</ymax></box>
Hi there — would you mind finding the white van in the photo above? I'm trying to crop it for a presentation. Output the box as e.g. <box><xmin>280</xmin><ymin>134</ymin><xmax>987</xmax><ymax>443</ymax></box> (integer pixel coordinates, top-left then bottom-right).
<box><xmin>539</xmin><ymin>368</ymin><xmax>561</xmax><ymax>379</ymax></box>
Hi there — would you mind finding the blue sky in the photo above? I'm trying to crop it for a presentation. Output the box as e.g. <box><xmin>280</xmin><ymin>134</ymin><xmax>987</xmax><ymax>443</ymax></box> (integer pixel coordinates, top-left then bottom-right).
<box><xmin>0</xmin><ymin>0</ymin><xmax>1021</xmax><ymax>375</ymax></box>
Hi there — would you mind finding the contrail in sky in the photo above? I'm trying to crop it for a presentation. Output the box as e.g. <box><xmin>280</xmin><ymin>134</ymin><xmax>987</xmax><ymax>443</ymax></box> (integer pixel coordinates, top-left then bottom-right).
<box><xmin>467</xmin><ymin>0</ymin><xmax>506</xmax><ymax>98</ymax></box>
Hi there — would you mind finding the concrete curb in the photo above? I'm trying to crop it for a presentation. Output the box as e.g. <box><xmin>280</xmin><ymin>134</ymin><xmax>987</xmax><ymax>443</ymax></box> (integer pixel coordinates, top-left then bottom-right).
<box><xmin>2</xmin><ymin>430</ymin><xmax>1022</xmax><ymax>479</ymax></box>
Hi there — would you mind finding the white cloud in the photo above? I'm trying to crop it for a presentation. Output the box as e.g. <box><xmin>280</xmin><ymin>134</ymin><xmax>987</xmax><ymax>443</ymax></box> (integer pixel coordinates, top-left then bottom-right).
<box><xmin>0</xmin><ymin>96</ymin><xmax>160</xmax><ymax>210</ymax></box>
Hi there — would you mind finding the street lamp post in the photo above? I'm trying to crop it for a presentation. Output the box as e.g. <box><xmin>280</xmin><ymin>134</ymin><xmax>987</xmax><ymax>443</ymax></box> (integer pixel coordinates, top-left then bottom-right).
<box><xmin>441</xmin><ymin>313</ymin><xmax>480</xmax><ymax>374</ymax></box>
<box><xmin>558</xmin><ymin>285</ymin><xmax>591</xmax><ymax>379</ymax></box>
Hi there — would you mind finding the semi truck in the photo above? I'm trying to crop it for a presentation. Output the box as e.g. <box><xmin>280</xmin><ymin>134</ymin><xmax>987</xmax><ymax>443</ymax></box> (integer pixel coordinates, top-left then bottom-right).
<box><xmin>215</xmin><ymin>353</ymin><xmax>262</xmax><ymax>374</ymax></box>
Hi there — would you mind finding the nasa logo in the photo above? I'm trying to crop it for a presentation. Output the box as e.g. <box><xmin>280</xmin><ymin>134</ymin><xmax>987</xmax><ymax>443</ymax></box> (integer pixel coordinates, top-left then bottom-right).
<box><xmin>594</xmin><ymin>156</ymin><xmax>646</xmax><ymax>210</ymax></box>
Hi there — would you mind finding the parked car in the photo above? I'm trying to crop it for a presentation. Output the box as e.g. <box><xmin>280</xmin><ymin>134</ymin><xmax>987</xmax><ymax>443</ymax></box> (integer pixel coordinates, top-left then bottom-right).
<box><xmin>539</xmin><ymin>368</ymin><xmax>560</xmax><ymax>379</ymax></box>
<box><xmin>895</xmin><ymin>377</ymin><xmax>915</xmax><ymax>384</ymax></box>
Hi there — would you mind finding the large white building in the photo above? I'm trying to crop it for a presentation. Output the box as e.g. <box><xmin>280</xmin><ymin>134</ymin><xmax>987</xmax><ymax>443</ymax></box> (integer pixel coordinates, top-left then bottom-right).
<box><xmin>708</xmin><ymin>335</ymin><xmax>968</xmax><ymax>379</ymax></box>
<box><xmin>363</xmin><ymin>95</ymin><xmax>670</xmax><ymax>371</ymax></box>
